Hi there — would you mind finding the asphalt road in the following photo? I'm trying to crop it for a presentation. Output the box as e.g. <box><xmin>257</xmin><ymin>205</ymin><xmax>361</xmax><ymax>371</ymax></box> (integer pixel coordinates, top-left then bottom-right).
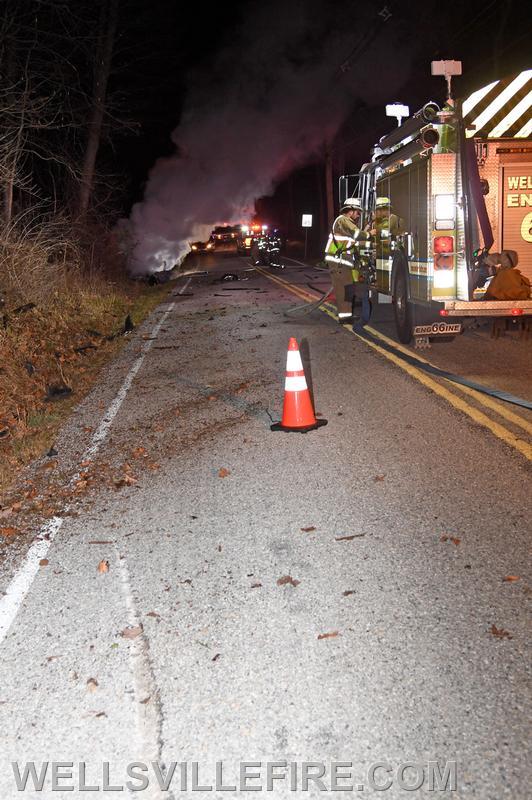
<box><xmin>0</xmin><ymin>250</ymin><xmax>530</xmax><ymax>799</ymax></box>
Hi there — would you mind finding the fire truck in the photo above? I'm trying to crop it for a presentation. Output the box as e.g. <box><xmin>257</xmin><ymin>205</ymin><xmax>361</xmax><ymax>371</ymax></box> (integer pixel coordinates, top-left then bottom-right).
<box><xmin>237</xmin><ymin>222</ymin><xmax>268</xmax><ymax>254</ymax></box>
<box><xmin>340</xmin><ymin>62</ymin><xmax>532</xmax><ymax>344</ymax></box>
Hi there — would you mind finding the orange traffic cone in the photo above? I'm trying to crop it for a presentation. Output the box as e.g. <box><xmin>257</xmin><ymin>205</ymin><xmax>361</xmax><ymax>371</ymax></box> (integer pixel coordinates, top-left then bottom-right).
<box><xmin>271</xmin><ymin>338</ymin><xmax>328</xmax><ymax>432</ymax></box>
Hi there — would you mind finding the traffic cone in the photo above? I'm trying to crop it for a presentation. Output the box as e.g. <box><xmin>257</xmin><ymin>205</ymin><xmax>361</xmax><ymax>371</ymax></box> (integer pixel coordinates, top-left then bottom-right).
<box><xmin>271</xmin><ymin>338</ymin><xmax>328</xmax><ymax>432</ymax></box>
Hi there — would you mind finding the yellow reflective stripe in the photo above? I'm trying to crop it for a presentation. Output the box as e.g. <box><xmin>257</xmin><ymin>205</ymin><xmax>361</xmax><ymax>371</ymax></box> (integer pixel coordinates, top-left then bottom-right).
<box><xmin>469</xmin><ymin>70</ymin><xmax>532</xmax><ymax>137</ymax></box>
<box><xmin>489</xmin><ymin>88</ymin><xmax>532</xmax><ymax>137</ymax></box>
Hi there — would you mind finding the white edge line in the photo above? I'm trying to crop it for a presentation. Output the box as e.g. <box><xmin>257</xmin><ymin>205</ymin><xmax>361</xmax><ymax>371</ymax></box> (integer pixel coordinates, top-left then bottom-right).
<box><xmin>0</xmin><ymin>277</ymin><xmax>191</xmax><ymax>647</ymax></box>
<box><xmin>0</xmin><ymin>517</ymin><xmax>64</xmax><ymax>642</ymax></box>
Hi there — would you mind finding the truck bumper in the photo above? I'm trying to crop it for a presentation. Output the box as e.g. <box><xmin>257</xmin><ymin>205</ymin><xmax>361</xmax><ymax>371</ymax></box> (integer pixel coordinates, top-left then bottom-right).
<box><xmin>442</xmin><ymin>300</ymin><xmax>532</xmax><ymax>317</ymax></box>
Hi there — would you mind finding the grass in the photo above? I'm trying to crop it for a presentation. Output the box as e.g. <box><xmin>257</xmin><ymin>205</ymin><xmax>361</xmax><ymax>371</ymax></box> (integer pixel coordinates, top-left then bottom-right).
<box><xmin>0</xmin><ymin>220</ymin><xmax>173</xmax><ymax>499</ymax></box>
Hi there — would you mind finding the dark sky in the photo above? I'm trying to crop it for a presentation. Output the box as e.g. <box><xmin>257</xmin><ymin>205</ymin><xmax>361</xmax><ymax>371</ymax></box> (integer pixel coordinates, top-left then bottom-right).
<box><xmin>116</xmin><ymin>0</ymin><xmax>531</xmax><ymax>268</ymax></box>
<box><xmin>116</xmin><ymin>0</ymin><xmax>530</xmax><ymax>189</ymax></box>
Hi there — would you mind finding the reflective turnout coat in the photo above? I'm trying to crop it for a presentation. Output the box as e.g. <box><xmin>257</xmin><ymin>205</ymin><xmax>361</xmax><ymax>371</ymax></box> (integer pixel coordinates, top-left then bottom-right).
<box><xmin>324</xmin><ymin>214</ymin><xmax>370</xmax><ymax>268</ymax></box>
<box><xmin>324</xmin><ymin>214</ymin><xmax>371</xmax><ymax>318</ymax></box>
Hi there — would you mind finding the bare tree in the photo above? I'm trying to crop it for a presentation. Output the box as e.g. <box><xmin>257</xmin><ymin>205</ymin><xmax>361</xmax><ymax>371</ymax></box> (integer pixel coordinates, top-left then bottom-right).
<box><xmin>77</xmin><ymin>0</ymin><xmax>119</xmax><ymax>216</ymax></box>
<box><xmin>0</xmin><ymin>1</ymin><xmax>87</xmax><ymax>225</ymax></box>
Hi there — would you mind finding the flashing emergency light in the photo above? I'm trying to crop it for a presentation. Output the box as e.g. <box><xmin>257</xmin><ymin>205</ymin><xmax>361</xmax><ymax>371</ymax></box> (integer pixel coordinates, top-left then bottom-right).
<box><xmin>511</xmin><ymin>308</ymin><xmax>524</xmax><ymax>315</ymax></box>
<box><xmin>439</xmin><ymin>309</ymin><xmax>450</xmax><ymax>316</ymax></box>
<box><xmin>433</xmin><ymin>235</ymin><xmax>454</xmax><ymax>254</ymax></box>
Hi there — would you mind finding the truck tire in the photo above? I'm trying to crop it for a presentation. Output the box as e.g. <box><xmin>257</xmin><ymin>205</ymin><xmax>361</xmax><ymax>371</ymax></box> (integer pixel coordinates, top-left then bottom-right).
<box><xmin>393</xmin><ymin>261</ymin><xmax>413</xmax><ymax>343</ymax></box>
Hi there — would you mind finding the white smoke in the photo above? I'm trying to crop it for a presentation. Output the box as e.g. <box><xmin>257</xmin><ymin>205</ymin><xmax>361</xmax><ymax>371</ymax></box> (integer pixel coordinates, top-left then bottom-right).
<box><xmin>129</xmin><ymin>0</ymin><xmax>411</xmax><ymax>274</ymax></box>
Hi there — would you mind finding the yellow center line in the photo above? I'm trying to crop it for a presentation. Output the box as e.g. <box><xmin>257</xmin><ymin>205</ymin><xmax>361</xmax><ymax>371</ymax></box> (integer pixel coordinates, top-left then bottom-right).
<box><xmin>257</xmin><ymin>267</ymin><xmax>532</xmax><ymax>461</ymax></box>
<box><xmin>363</xmin><ymin>325</ymin><xmax>532</xmax><ymax>437</ymax></box>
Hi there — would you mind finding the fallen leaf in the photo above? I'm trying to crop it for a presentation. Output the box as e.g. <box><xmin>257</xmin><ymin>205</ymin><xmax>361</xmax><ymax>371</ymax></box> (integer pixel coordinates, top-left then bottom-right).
<box><xmin>0</xmin><ymin>527</ymin><xmax>19</xmax><ymax>538</ymax></box>
<box><xmin>39</xmin><ymin>559</ymin><xmax>49</xmax><ymax>567</ymax></box>
<box><xmin>212</xmin><ymin>653</ymin><xmax>221</xmax><ymax>662</ymax></box>
<box><xmin>114</xmin><ymin>473</ymin><xmax>137</xmax><ymax>489</ymax></box>
<box><xmin>277</xmin><ymin>575</ymin><xmax>300</xmax><ymax>587</ymax></box>
<box><xmin>300</xmin><ymin>526</ymin><xmax>316</xmax><ymax>532</ymax></box>
<box><xmin>147</xmin><ymin>462</ymin><xmax>160</xmax><ymax>471</ymax></box>
<box><xmin>97</xmin><ymin>560</ymin><xmax>110</xmax><ymax>574</ymax></box>
<box><xmin>132</xmin><ymin>447</ymin><xmax>147</xmax><ymax>458</ymax></box>
<box><xmin>121</xmin><ymin>625</ymin><xmax>143</xmax><ymax>639</ymax></box>
<box><xmin>86</xmin><ymin>677</ymin><xmax>99</xmax><ymax>692</ymax></box>
<box><xmin>251</xmin><ymin>583</ymin><xmax>262</xmax><ymax>589</ymax></box>
<box><xmin>335</xmin><ymin>534</ymin><xmax>366</xmax><ymax>541</ymax></box>
<box><xmin>218</xmin><ymin>468</ymin><xmax>231</xmax><ymax>478</ymax></box>
<box><xmin>10</xmin><ymin>502</ymin><xmax>22</xmax><ymax>513</ymax></box>
<box><xmin>440</xmin><ymin>535</ymin><xmax>461</xmax><ymax>545</ymax></box>
<box><xmin>373</xmin><ymin>475</ymin><xmax>386</xmax><ymax>482</ymax></box>
<box><xmin>318</xmin><ymin>631</ymin><xmax>339</xmax><ymax>640</ymax></box>
<box><xmin>95</xmin><ymin>712</ymin><xmax>107</xmax><ymax>718</ymax></box>
<box><xmin>140</xmin><ymin>696</ymin><xmax>151</xmax><ymax>704</ymax></box>
<box><xmin>342</xmin><ymin>590</ymin><xmax>356</xmax><ymax>597</ymax></box>
<box><xmin>502</xmin><ymin>575</ymin><xmax>520</xmax><ymax>583</ymax></box>
<box><xmin>490</xmin><ymin>624</ymin><xmax>512</xmax><ymax>639</ymax></box>
<box><xmin>146</xmin><ymin>611</ymin><xmax>160</xmax><ymax>618</ymax></box>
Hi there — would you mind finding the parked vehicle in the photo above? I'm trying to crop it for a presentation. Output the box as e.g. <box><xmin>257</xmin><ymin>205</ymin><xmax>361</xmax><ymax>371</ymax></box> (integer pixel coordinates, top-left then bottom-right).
<box><xmin>337</xmin><ymin>62</ymin><xmax>532</xmax><ymax>345</ymax></box>
<box><xmin>211</xmin><ymin>225</ymin><xmax>239</xmax><ymax>247</ymax></box>
<box><xmin>190</xmin><ymin>239</ymin><xmax>215</xmax><ymax>254</ymax></box>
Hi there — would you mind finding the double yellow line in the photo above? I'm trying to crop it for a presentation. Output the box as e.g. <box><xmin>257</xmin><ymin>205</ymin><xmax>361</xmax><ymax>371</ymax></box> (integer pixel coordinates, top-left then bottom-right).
<box><xmin>256</xmin><ymin>266</ymin><xmax>532</xmax><ymax>461</ymax></box>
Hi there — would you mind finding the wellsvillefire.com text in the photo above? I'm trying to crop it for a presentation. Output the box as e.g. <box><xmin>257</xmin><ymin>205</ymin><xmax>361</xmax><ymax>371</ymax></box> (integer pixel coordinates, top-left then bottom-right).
<box><xmin>11</xmin><ymin>759</ymin><xmax>458</xmax><ymax>793</ymax></box>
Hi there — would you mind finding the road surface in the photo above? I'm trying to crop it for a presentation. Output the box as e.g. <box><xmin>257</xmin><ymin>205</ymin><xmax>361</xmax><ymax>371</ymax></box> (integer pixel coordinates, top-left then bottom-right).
<box><xmin>0</xmin><ymin>250</ymin><xmax>530</xmax><ymax>799</ymax></box>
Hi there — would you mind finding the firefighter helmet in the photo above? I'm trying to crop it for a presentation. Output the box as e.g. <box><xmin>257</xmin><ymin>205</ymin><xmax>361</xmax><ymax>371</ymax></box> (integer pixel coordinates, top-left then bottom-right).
<box><xmin>376</xmin><ymin>197</ymin><xmax>391</xmax><ymax>207</ymax></box>
<box><xmin>340</xmin><ymin>197</ymin><xmax>362</xmax><ymax>212</ymax></box>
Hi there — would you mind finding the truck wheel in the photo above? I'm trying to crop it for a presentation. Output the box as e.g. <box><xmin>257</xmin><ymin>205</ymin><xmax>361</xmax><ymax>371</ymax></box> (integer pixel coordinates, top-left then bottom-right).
<box><xmin>393</xmin><ymin>264</ymin><xmax>413</xmax><ymax>343</ymax></box>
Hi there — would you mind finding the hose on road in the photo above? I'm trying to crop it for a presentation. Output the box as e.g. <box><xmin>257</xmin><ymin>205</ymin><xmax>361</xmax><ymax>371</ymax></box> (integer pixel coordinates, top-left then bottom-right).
<box><xmin>283</xmin><ymin>285</ymin><xmax>334</xmax><ymax>316</ymax></box>
<box><xmin>354</xmin><ymin>324</ymin><xmax>532</xmax><ymax>411</ymax></box>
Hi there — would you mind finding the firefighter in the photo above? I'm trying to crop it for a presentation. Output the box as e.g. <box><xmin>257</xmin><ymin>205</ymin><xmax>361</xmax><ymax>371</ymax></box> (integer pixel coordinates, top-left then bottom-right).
<box><xmin>372</xmin><ymin>196</ymin><xmax>404</xmax><ymax>240</ymax></box>
<box><xmin>324</xmin><ymin>197</ymin><xmax>371</xmax><ymax>323</ymax></box>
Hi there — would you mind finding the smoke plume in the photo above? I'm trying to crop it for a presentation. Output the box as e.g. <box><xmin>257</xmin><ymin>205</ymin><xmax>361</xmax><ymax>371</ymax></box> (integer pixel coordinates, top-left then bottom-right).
<box><xmin>129</xmin><ymin>0</ymin><xmax>411</xmax><ymax>273</ymax></box>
